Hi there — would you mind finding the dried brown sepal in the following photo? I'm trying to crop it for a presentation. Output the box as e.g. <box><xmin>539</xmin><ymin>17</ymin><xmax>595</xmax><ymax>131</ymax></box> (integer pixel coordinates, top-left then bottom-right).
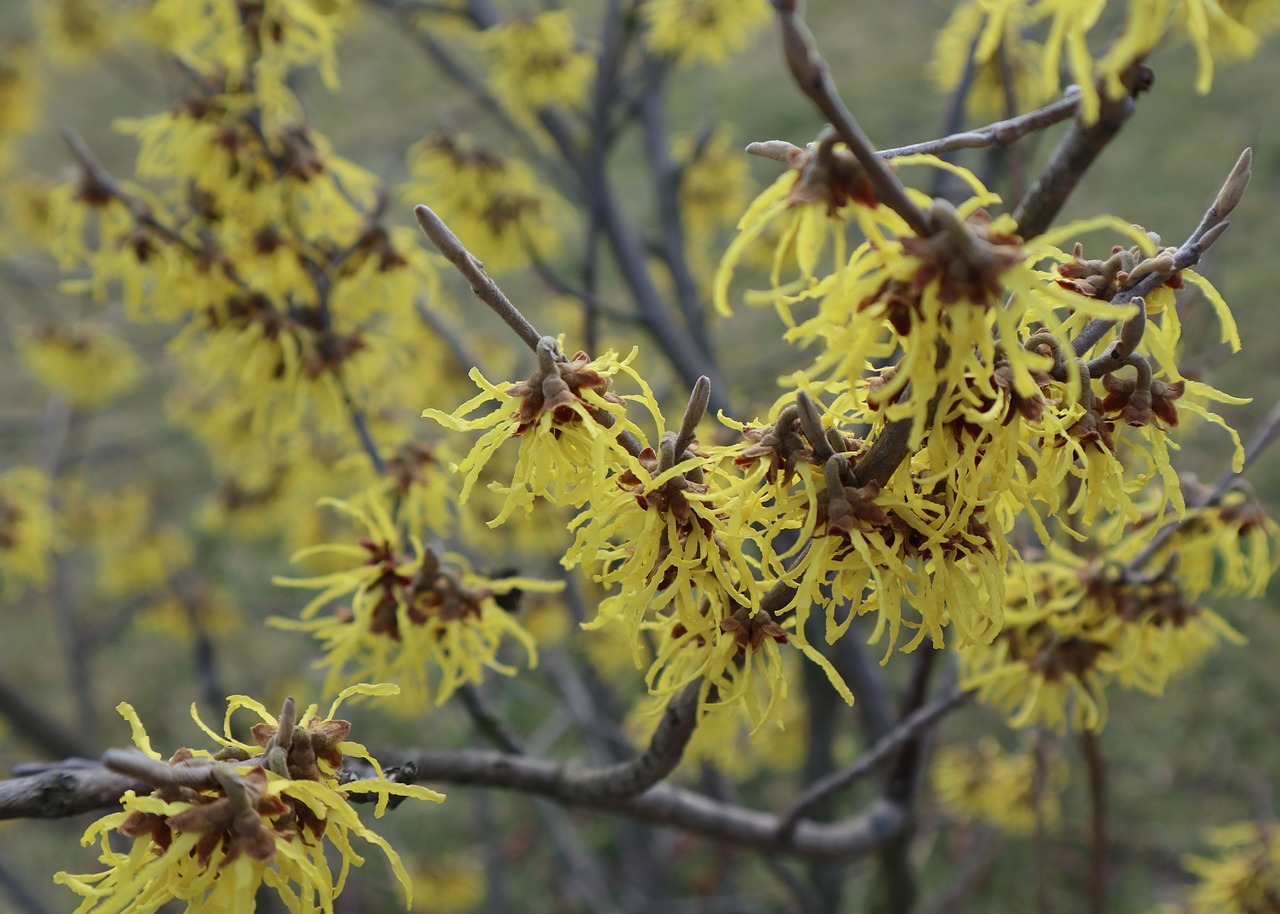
<box><xmin>1067</xmin><ymin>404</ymin><xmax>1116</xmax><ymax>451</ymax></box>
<box><xmin>735</xmin><ymin>415</ymin><xmax>814</xmax><ymax>484</ymax></box>
<box><xmin>166</xmin><ymin>767</ymin><xmax>290</xmax><ymax>867</ymax></box>
<box><xmin>720</xmin><ymin>606</ymin><xmax>789</xmax><ymax>654</ymax></box>
<box><xmin>899</xmin><ymin>204</ymin><xmax>1025</xmax><ymax>305</ymax></box>
<box><xmin>1056</xmin><ymin>240</ymin><xmax>1182</xmax><ymax>300</ymax></box>
<box><xmin>785</xmin><ymin>134</ymin><xmax>878</xmax><ymax>215</ymax></box>
<box><xmin>506</xmin><ymin>348</ymin><xmax>622</xmax><ymax>434</ymax></box>
<box><xmin>816</xmin><ymin>479</ymin><xmax>891</xmax><ymax>538</ymax></box>
<box><xmin>1100</xmin><ymin>374</ymin><xmax>1185</xmax><ymax>427</ymax></box>
<box><xmin>617</xmin><ymin>446</ymin><xmax>710</xmax><ymax>531</ymax></box>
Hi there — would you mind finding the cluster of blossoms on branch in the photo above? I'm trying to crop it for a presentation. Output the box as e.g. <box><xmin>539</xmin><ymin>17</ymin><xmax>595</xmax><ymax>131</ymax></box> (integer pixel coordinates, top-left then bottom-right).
<box><xmin>2</xmin><ymin>0</ymin><xmax>1280</xmax><ymax>909</ymax></box>
<box><xmin>56</xmin><ymin>686</ymin><xmax>441</xmax><ymax>914</ymax></box>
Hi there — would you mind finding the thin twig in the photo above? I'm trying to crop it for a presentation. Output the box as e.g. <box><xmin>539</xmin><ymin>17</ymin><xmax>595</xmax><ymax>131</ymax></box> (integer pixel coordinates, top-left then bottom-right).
<box><xmin>778</xmin><ymin>687</ymin><xmax>970</xmax><ymax>838</ymax></box>
<box><xmin>770</xmin><ymin>0</ymin><xmax>930</xmax><ymax>237</ymax></box>
<box><xmin>456</xmin><ymin>683</ymin><xmax>525</xmax><ymax>755</ymax></box>
<box><xmin>1071</xmin><ymin>148</ymin><xmax>1252</xmax><ymax>359</ymax></box>
<box><xmin>414</xmin><ymin>205</ymin><xmax>544</xmax><ymax>354</ymax></box>
<box><xmin>880</xmin><ymin>91</ymin><xmax>1082</xmax><ymax>160</ymax></box>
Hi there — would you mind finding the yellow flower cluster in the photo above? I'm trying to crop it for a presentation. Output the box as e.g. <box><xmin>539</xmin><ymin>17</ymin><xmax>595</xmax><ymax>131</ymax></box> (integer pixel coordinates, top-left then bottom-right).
<box><xmin>0</xmin><ymin>466</ymin><xmax>63</xmax><ymax>598</ymax></box>
<box><xmin>932</xmin><ymin>737</ymin><xmax>1067</xmax><ymax>835</ymax></box>
<box><xmin>273</xmin><ymin>494</ymin><xmax>557</xmax><ymax>706</ymax></box>
<box><xmin>642</xmin><ymin>0</ymin><xmax>773</xmax><ymax>66</ymax></box>
<box><xmin>481</xmin><ymin>11</ymin><xmax>596</xmax><ymax>112</ymax></box>
<box><xmin>960</xmin><ymin>489</ymin><xmax>1272</xmax><ymax>732</ymax></box>
<box><xmin>1161</xmin><ymin>823</ymin><xmax>1280</xmax><ymax>914</ymax></box>
<box><xmin>931</xmin><ymin>0</ymin><xmax>1280</xmax><ymax>123</ymax></box>
<box><xmin>401</xmin><ymin>134</ymin><xmax>568</xmax><ymax>275</ymax></box>
<box><xmin>19</xmin><ymin>322</ymin><xmax>144</xmax><ymax>410</ymax></box>
<box><xmin>55</xmin><ymin>687</ymin><xmax>442</xmax><ymax>914</ymax></box>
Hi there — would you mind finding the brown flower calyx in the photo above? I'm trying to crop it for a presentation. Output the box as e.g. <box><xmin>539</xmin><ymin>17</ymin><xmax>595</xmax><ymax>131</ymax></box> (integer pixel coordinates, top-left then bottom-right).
<box><xmin>786</xmin><ymin>128</ymin><xmax>877</xmax><ymax>214</ymax></box>
<box><xmin>122</xmin><ymin>764</ymin><xmax>290</xmax><ymax>867</ymax></box>
<box><xmin>899</xmin><ymin>202</ymin><xmax>1025</xmax><ymax>305</ymax></box>
<box><xmin>720</xmin><ymin>605</ymin><xmax>789</xmax><ymax>654</ymax></box>
<box><xmin>997</xmin><ymin>363</ymin><xmax>1048</xmax><ymax>424</ymax></box>
<box><xmin>1100</xmin><ymin>373</ymin><xmax>1185</xmax><ymax>427</ymax></box>
<box><xmin>1025</xmin><ymin>629</ymin><xmax>1110</xmax><ymax>682</ymax></box>
<box><xmin>1067</xmin><ymin>403</ymin><xmax>1116</xmax><ymax>451</ymax></box>
<box><xmin>243</xmin><ymin>697</ymin><xmax>352</xmax><ymax>782</ymax></box>
<box><xmin>406</xmin><ymin>549</ymin><xmax>494</xmax><ymax>624</ymax></box>
<box><xmin>816</xmin><ymin>456</ymin><xmax>891</xmax><ymax>538</ymax></box>
<box><xmin>387</xmin><ymin>440</ymin><xmax>437</xmax><ymax>495</ymax></box>
<box><xmin>1083</xmin><ymin>561</ymin><xmax>1196</xmax><ymax>629</ymax></box>
<box><xmin>736</xmin><ymin>403</ymin><xmax>865</xmax><ymax>484</ymax></box>
<box><xmin>507</xmin><ymin>340</ymin><xmax>622</xmax><ymax>435</ymax></box>
<box><xmin>1055</xmin><ymin>237</ymin><xmax>1182</xmax><ymax>301</ymax></box>
<box><xmin>617</xmin><ymin>444</ymin><xmax>710</xmax><ymax>532</ymax></box>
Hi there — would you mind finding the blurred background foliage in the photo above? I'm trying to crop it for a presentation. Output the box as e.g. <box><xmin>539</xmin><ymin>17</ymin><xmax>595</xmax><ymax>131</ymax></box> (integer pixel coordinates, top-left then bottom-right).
<box><xmin>0</xmin><ymin>0</ymin><xmax>1278</xmax><ymax>912</ymax></box>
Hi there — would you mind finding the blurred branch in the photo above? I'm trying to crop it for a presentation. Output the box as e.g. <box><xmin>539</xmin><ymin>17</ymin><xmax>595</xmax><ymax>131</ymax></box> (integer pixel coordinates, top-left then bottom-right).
<box><xmin>1082</xmin><ymin>730</ymin><xmax>1109</xmax><ymax>914</ymax></box>
<box><xmin>1012</xmin><ymin>66</ymin><xmax>1152</xmax><ymax>238</ymax></box>
<box><xmin>0</xmin><ymin>674</ymin><xmax>91</xmax><ymax>760</ymax></box>
<box><xmin>778</xmin><ymin>686</ymin><xmax>970</xmax><ymax>838</ymax></box>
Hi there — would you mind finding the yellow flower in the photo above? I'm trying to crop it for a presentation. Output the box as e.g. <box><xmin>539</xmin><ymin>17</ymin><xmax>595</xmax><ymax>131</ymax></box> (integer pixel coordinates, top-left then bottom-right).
<box><xmin>932</xmin><ymin>737</ymin><xmax>1067</xmax><ymax>836</ymax></box>
<box><xmin>642</xmin><ymin>0</ymin><xmax>773</xmax><ymax>66</ymax></box>
<box><xmin>273</xmin><ymin>494</ymin><xmax>557</xmax><ymax>706</ymax></box>
<box><xmin>931</xmin><ymin>0</ymin><xmax>1053</xmax><ymax>119</ymax></box>
<box><xmin>54</xmin><ymin>686</ymin><xmax>443</xmax><ymax>914</ymax></box>
<box><xmin>0</xmin><ymin>41</ymin><xmax>43</xmax><ymax>172</ymax></box>
<box><xmin>676</xmin><ymin>128</ymin><xmax>754</xmax><ymax>253</ymax></box>
<box><xmin>19</xmin><ymin>322</ymin><xmax>144</xmax><ymax>410</ymax></box>
<box><xmin>424</xmin><ymin>344</ymin><xmax>648</xmax><ymax>525</ymax></box>
<box><xmin>482</xmin><ymin>11</ymin><xmax>596</xmax><ymax>112</ymax></box>
<box><xmin>34</xmin><ymin>0</ymin><xmax>118</xmax><ymax>66</ymax></box>
<box><xmin>0</xmin><ymin>466</ymin><xmax>63</xmax><ymax>597</ymax></box>
<box><xmin>1175</xmin><ymin>822</ymin><xmax>1280</xmax><ymax>914</ymax></box>
<box><xmin>401</xmin><ymin>134</ymin><xmax>568</xmax><ymax>274</ymax></box>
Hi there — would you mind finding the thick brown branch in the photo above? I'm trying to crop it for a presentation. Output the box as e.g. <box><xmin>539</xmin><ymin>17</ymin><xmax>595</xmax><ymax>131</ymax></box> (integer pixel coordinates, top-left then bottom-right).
<box><xmin>559</xmin><ymin>679</ymin><xmax>703</xmax><ymax>801</ymax></box>
<box><xmin>388</xmin><ymin>749</ymin><xmax>907</xmax><ymax>861</ymax></box>
<box><xmin>0</xmin><ymin>765</ymin><xmax>144</xmax><ymax>820</ymax></box>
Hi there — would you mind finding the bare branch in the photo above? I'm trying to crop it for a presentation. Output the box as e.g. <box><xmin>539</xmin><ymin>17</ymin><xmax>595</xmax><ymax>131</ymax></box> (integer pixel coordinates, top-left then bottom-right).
<box><xmin>1013</xmin><ymin>67</ymin><xmax>1152</xmax><ymax>238</ymax></box>
<box><xmin>414</xmin><ymin>204</ymin><xmax>545</xmax><ymax>354</ymax></box>
<box><xmin>879</xmin><ymin>90</ymin><xmax>1082</xmax><ymax>160</ymax></box>
<box><xmin>0</xmin><ymin>766</ymin><xmax>144</xmax><ymax>820</ymax></box>
<box><xmin>777</xmin><ymin>686</ymin><xmax>970</xmax><ymax>837</ymax></box>
<box><xmin>559</xmin><ymin>679</ymin><xmax>703</xmax><ymax>801</ymax></box>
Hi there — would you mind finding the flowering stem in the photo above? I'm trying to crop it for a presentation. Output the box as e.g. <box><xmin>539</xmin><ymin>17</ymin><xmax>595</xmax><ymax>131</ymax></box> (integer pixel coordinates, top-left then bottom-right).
<box><xmin>1070</xmin><ymin>151</ymin><xmax>1249</xmax><ymax>358</ymax></box>
<box><xmin>414</xmin><ymin>204</ymin><xmax>546</xmax><ymax>354</ymax></box>
<box><xmin>770</xmin><ymin>0</ymin><xmax>931</xmax><ymax>238</ymax></box>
